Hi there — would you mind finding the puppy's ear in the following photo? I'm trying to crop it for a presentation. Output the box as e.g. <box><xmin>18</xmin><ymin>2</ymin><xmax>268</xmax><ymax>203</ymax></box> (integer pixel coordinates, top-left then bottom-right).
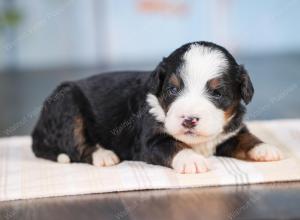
<box><xmin>239</xmin><ymin>65</ymin><xmax>254</xmax><ymax>105</ymax></box>
<box><xmin>149</xmin><ymin>58</ymin><xmax>167</xmax><ymax>95</ymax></box>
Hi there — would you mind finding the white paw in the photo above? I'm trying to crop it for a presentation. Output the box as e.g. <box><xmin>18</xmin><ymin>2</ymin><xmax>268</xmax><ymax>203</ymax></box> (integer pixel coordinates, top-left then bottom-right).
<box><xmin>171</xmin><ymin>149</ymin><xmax>211</xmax><ymax>174</ymax></box>
<box><xmin>92</xmin><ymin>147</ymin><xmax>120</xmax><ymax>167</ymax></box>
<box><xmin>248</xmin><ymin>143</ymin><xmax>283</xmax><ymax>161</ymax></box>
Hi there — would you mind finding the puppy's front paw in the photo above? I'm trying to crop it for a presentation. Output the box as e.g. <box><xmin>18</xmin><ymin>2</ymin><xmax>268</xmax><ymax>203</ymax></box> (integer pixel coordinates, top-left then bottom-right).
<box><xmin>92</xmin><ymin>148</ymin><xmax>120</xmax><ymax>167</ymax></box>
<box><xmin>171</xmin><ymin>149</ymin><xmax>211</xmax><ymax>174</ymax></box>
<box><xmin>248</xmin><ymin>143</ymin><xmax>283</xmax><ymax>161</ymax></box>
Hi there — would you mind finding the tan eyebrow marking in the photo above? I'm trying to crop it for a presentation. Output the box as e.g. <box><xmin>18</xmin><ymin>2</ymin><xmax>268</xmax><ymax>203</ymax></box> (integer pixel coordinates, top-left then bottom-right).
<box><xmin>207</xmin><ymin>77</ymin><xmax>221</xmax><ymax>89</ymax></box>
<box><xmin>169</xmin><ymin>74</ymin><xmax>181</xmax><ymax>87</ymax></box>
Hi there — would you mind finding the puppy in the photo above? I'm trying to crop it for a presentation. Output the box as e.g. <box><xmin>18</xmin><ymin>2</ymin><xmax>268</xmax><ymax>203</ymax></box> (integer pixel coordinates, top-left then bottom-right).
<box><xmin>32</xmin><ymin>41</ymin><xmax>283</xmax><ymax>174</ymax></box>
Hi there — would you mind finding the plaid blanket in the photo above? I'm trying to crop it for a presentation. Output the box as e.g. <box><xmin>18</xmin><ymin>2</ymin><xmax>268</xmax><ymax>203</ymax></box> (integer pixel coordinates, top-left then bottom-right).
<box><xmin>0</xmin><ymin>119</ymin><xmax>300</xmax><ymax>201</ymax></box>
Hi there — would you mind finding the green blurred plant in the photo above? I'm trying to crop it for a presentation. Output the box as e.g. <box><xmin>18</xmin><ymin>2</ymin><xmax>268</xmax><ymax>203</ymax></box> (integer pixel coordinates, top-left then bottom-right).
<box><xmin>0</xmin><ymin>8</ymin><xmax>22</xmax><ymax>32</ymax></box>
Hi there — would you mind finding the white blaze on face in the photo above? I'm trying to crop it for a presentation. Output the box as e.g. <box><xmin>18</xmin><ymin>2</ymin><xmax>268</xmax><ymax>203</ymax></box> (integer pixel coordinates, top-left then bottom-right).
<box><xmin>164</xmin><ymin>44</ymin><xmax>229</xmax><ymax>145</ymax></box>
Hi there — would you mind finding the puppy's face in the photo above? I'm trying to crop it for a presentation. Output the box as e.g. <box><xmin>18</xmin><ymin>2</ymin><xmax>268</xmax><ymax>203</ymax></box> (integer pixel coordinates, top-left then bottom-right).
<box><xmin>147</xmin><ymin>42</ymin><xmax>254</xmax><ymax>145</ymax></box>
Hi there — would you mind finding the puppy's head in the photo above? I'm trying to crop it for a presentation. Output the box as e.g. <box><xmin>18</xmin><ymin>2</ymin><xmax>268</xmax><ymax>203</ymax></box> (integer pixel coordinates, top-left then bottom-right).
<box><xmin>147</xmin><ymin>41</ymin><xmax>253</xmax><ymax>145</ymax></box>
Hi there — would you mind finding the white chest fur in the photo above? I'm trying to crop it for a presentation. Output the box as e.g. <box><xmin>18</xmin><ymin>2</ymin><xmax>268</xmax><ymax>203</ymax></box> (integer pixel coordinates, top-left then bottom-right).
<box><xmin>191</xmin><ymin>129</ymin><xmax>241</xmax><ymax>157</ymax></box>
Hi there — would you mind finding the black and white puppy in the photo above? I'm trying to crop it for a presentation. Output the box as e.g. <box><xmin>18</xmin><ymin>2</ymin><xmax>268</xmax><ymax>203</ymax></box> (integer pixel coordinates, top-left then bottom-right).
<box><xmin>32</xmin><ymin>41</ymin><xmax>283</xmax><ymax>174</ymax></box>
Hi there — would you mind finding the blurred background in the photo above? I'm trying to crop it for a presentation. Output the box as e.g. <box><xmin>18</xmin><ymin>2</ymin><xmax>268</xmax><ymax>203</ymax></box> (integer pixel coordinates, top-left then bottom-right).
<box><xmin>0</xmin><ymin>0</ymin><xmax>299</xmax><ymax>136</ymax></box>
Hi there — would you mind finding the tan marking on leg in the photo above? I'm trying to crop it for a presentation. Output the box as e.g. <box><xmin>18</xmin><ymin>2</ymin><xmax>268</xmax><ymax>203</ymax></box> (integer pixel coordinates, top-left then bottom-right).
<box><xmin>73</xmin><ymin>115</ymin><xmax>87</xmax><ymax>155</ymax></box>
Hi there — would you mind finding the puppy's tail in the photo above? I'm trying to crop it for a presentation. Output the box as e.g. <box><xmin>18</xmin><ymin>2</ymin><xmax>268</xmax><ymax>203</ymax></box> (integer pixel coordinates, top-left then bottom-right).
<box><xmin>57</xmin><ymin>153</ymin><xmax>71</xmax><ymax>163</ymax></box>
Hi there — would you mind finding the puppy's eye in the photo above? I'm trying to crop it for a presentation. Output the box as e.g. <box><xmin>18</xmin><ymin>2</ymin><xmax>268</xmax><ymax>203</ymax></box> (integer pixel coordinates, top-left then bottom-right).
<box><xmin>212</xmin><ymin>90</ymin><xmax>222</xmax><ymax>99</ymax></box>
<box><xmin>167</xmin><ymin>86</ymin><xmax>178</xmax><ymax>95</ymax></box>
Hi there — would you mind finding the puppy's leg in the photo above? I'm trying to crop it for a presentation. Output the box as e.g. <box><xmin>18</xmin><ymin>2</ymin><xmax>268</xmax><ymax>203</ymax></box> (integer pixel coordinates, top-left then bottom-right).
<box><xmin>70</xmin><ymin>117</ymin><xmax>120</xmax><ymax>167</ymax></box>
<box><xmin>54</xmin><ymin>108</ymin><xmax>120</xmax><ymax>167</ymax></box>
<box><xmin>32</xmin><ymin>83</ymin><xmax>85</xmax><ymax>162</ymax></box>
<box><xmin>33</xmin><ymin>105</ymin><xmax>120</xmax><ymax>166</ymax></box>
<box><xmin>141</xmin><ymin>134</ymin><xmax>210</xmax><ymax>174</ymax></box>
<box><xmin>32</xmin><ymin>83</ymin><xmax>119</xmax><ymax>166</ymax></box>
<box><xmin>216</xmin><ymin>126</ymin><xmax>283</xmax><ymax>161</ymax></box>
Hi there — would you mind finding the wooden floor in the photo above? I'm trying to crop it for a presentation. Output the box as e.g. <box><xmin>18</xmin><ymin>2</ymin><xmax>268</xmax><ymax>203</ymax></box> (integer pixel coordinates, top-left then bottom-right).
<box><xmin>1</xmin><ymin>182</ymin><xmax>300</xmax><ymax>220</ymax></box>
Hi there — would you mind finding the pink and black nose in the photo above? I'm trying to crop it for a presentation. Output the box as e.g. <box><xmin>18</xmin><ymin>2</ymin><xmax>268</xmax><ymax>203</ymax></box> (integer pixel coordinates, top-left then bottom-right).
<box><xmin>182</xmin><ymin>117</ymin><xmax>199</xmax><ymax>129</ymax></box>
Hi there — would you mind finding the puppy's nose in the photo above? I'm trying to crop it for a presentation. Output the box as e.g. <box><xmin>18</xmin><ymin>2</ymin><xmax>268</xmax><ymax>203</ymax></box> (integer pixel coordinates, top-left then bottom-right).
<box><xmin>182</xmin><ymin>117</ymin><xmax>199</xmax><ymax>129</ymax></box>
